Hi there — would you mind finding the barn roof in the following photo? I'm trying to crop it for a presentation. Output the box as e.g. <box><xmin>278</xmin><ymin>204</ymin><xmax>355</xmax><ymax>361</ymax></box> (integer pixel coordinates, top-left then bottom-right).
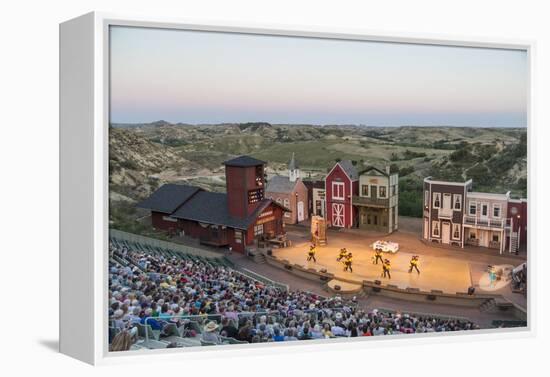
<box><xmin>136</xmin><ymin>184</ymin><xmax>201</xmax><ymax>214</ymax></box>
<box><xmin>223</xmin><ymin>155</ymin><xmax>266</xmax><ymax>167</ymax></box>
<box><xmin>265</xmin><ymin>175</ymin><xmax>297</xmax><ymax>194</ymax></box>
<box><xmin>338</xmin><ymin>160</ymin><xmax>359</xmax><ymax>181</ymax></box>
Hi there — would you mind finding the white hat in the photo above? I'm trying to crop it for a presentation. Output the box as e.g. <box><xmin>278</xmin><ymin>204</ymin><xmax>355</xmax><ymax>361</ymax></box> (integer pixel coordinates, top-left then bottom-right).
<box><xmin>204</xmin><ymin>321</ymin><xmax>219</xmax><ymax>332</ymax></box>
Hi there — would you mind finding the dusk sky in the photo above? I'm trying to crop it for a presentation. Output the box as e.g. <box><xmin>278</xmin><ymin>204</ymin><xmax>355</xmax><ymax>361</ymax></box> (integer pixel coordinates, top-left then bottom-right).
<box><xmin>110</xmin><ymin>26</ymin><xmax>527</xmax><ymax>127</ymax></box>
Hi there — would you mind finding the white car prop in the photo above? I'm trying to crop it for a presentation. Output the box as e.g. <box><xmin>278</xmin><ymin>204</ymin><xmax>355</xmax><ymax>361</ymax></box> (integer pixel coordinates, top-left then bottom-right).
<box><xmin>371</xmin><ymin>240</ymin><xmax>399</xmax><ymax>253</ymax></box>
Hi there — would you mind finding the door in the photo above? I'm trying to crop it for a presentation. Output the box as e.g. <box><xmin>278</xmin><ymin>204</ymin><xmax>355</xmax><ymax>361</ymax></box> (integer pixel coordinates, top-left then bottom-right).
<box><xmin>443</xmin><ymin>193</ymin><xmax>451</xmax><ymax>210</ymax></box>
<box><xmin>370</xmin><ymin>185</ymin><xmax>377</xmax><ymax>199</ymax></box>
<box><xmin>297</xmin><ymin>201</ymin><xmax>304</xmax><ymax>222</ymax></box>
<box><xmin>332</xmin><ymin>203</ymin><xmax>344</xmax><ymax>227</ymax></box>
<box><xmin>442</xmin><ymin>222</ymin><xmax>451</xmax><ymax>244</ymax></box>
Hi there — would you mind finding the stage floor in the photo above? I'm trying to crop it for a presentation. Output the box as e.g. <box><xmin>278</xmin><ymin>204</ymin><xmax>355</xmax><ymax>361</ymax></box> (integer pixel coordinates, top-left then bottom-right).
<box><xmin>273</xmin><ymin>229</ymin><xmax>474</xmax><ymax>294</ymax></box>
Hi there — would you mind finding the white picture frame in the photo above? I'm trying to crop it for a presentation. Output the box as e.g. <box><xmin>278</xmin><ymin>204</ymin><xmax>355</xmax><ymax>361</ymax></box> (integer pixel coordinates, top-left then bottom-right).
<box><xmin>60</xmin><ymin>11</ymin><xmax>535</xmax><ymax>365</ymax></box>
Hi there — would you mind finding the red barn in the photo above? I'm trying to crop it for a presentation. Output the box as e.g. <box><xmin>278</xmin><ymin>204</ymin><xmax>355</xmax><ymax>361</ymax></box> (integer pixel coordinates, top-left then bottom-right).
<box><xmin>324</xmin><ymin>160</ymin><xmax>359</xmax><ymax>228</ymax></box>
<box><xmin>137</xmin><ymin>156</ymin><xmax>288</xmax><ymax>253</ymax></box>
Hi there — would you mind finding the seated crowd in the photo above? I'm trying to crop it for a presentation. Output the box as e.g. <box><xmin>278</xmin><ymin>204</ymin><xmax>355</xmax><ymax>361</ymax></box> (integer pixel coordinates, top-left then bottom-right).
<box><xmin>108</xmin><ymin>243</ymin><xmax>480</xmax><ymax>351</ymax></box>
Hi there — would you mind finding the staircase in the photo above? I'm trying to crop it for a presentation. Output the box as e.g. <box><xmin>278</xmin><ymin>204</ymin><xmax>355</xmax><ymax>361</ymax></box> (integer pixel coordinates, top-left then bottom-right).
<box><xmin>253</xmin><ymin>253</ymin><xmax>266</xmax><ymax>264</ymax></box>
<box><xmin>247</xmin><ymin>248</ymin><xmax>266</xmax><ymax>264</ymax></box>
<box><xmin>510</xmin><ymin>233</ymin><xmax>519</xmax><ymax>253</ymax></box>
<box><xmin>479</xmin><ymin>298</ymin><xmax>497</xmax><ymax>313</ymax></box>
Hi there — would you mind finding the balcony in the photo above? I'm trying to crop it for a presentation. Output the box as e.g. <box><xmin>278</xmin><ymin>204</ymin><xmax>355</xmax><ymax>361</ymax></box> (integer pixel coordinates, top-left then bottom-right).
<box><xmin>464</xmin><ymin>216</ymin><xmax>511</xmax><ymax>229</ymax></box>
<box><xmin>352</xmin><ymin>196</ymin><xmax>390</xmax><ymax>208</ymax></box>
<box><xmin>438</xmin><ymin>207</ymin><xmax>453</xmax><ymax>219</ymax></box>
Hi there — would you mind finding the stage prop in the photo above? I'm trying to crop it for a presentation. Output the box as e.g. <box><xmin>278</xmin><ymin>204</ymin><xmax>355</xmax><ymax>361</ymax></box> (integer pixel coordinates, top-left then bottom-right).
<box><xmin>371</xmin><ymin>240</ymin><xmax>399</xmax><ymax>253</ymax></box>
<box><xmin>311</xmin><ymin>215</ymin><xmax>327</xmax><ymax>246</ymax></box>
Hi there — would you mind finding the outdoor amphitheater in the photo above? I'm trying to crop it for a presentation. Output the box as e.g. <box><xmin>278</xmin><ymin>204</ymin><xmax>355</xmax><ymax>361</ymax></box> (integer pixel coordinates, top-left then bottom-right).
<box><xmin>108</xmin><ymin>229</ymin><xmax>527</xmax><ymax>352</ymax></box>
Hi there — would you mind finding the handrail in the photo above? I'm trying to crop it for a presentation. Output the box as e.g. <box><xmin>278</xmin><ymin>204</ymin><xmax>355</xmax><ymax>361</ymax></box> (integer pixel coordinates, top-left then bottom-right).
<box><xmin>142</xmin><ymin>314</ymin><xmax>223</xmax><ymax>344</ymax></box>
<box><xmin>110</xmin><ymin>229</ymin><xmax>220</xmax><ymax>258</ymax></box>
<box><xmin>138</xmin><ymin>305</ymin><xmax>360</xmax><ymax>344</ymax></box>
<box><xmin>376</xmin><ymin>307</ymin><xmax>471</xmax><ymax>322</ymax></box>
<box><xmin>463</xmin><ymin>216</ymin><xmax>511</xmax><ymax>229</ymax></box>
<box><xmin>237</xmin><ymin>268</ymin><xmax>290</xmax><ymax>292</ymax></box>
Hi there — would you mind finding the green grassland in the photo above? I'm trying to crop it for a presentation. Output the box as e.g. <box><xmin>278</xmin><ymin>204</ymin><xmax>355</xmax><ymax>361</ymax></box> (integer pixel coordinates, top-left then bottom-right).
<box><xmin>108</xmin><ymin>122</ymin><xmax>527</xmax><ymax>232</ymax></box>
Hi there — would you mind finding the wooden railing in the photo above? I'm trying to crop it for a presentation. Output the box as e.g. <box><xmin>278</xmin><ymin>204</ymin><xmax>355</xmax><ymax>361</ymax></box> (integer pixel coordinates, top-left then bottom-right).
<box><xmin>352</xmin><ymin>195</ymin><xmax>389</xmax><ymax>208</ymax></box>
<box><xmin>463</xmin><ymin>216</ymin><xmax>511</xmax><ymax>229</ymax></box>
<box><xmin>438</xmin><ymin>207</ymin><xmax>453</xmax><ymax>219</ymax></box>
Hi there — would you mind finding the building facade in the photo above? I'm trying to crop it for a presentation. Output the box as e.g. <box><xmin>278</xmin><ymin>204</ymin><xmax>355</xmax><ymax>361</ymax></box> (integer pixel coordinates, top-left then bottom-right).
<box><xmin>138</xmin><ymin>155</ymin><xmax>288</xmax><ymax>253</ymax></box>
<box><xmin>325</xmin><ymin>160</ymin><xmax>359</xmax><ymax>228</ymax></box>
<box><xmin>463</xmin><ymin>192</ymin><xmax>510</xmax><ymax>253</ymax></box>
<box><xmin>312</xmin><ymin>186</ymin><xmax>326</xmax><ymax>218</ymax></box>
<box><xmin>423</xmin><ymin>177</ymin><xmax>527</xmax><ymax>254</ymax></box>
<box><xmin>303</xmin><ymin>179</ymin><xmax>325</xmax><ymax>219</ymax></box>
<box><xmin>353</xmin><ymin>167</ymin><xmax>398</xmax><ymax>233</ymax></box>
<box><xmin>423</xmin><ymin>177</ymin><xmax>472</xmax><ymax>247</ymax></box>
<box><xmin>265</xmin><ymin>153</ymin><xmax>309</xmax><ymax>224</ymax></box>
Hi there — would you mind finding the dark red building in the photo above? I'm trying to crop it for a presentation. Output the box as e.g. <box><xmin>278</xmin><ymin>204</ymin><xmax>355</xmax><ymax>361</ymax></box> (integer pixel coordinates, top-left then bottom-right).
<box><xmin>507</xmin><ymin>198</ymin><xmax>528</xmax><ymax>252</ymax></box>
<box><xmin>137</xmin><ymin>156</ymin><xmax>288</xmax><ymax>253</ymax></box>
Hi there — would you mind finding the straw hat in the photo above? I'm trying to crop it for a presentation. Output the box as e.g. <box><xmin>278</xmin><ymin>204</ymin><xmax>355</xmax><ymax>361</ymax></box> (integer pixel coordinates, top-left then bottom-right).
<box><xmin>204</xmin><ymin>321</ymin><xmax>219</xmax><ymax>332</ymax></box>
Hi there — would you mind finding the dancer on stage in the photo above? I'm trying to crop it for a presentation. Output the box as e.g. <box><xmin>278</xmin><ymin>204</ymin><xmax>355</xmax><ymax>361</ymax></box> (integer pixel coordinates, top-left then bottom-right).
<box><xmin>307</xmin><ymin>244</ymin><xmax>317</xmax><ymax>262</ymax></box>
<box><xmin>337</xmin><ymin>248</ymin><xmax>348</xmax><ymax>262</ymax></box>
<box><xmin>382</xmin><ymin>259</ymin><xmax>391</xmax><ymax>279</ymax></box>
<box><xmin>373</xmin><ymin>248</ymin><xmax>384</xmax><ymax>264</ymax></box>
<box><xmin>343</xmin><ymin>253</ymin><xmax>353</xmax><ymax>272</ymax></box>
<box><xmin>408</xmin><ymin>255</ymin><xmax>420</xmax><ymax>274</ymax></box>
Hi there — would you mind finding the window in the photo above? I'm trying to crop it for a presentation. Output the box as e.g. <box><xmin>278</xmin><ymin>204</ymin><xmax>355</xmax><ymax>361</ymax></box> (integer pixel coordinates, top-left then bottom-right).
<box><xmin>248</xmin><ymin>188</ymin><xmax>264</xmax><ymax>204</ymax></box>
<box><xmin>255</xmin><ymin>166</ymin><xmax>263</xmax><ymax>186</ymax></box>
<box><xmin>481</xmin><ymin>203</ymin><xmax>488</xmax><ymax>217</ymax></box>
<box><xmin>283</xmin><ymin>199</ymin><xmax>290</xmax><ymax>217</ymax></box>
<box><xmin>361</xmin><ymin>185</ymin><xmax>369</xmax><ymax>196</ymax></box>
<box><xmin>493</xmin><ymin>204</ymin><xmax>501</xmax><ymax>218</ymax></box>
<box><xmin>379</xmin><ymin>186</ymin><xmax>387</xmax><ymax>198</ymax></box>
<box><xmin>425</xmin><ymin>190</ymin><xmax>429</xmax><ymax>206</ymax></box>
<box><xmin>469</xmin><ymin>202</ymin><xmax>476</xmax><ymax>216</ymax></box>
<box><xmin>432</xmin><ymin>221</ymin><xmax>440</xmax><ymax>237</ymax></box>
<box><xmin>254</xmin><ymin>224</ymin><xmax>264</xmax><ymax>236</ymax></box>
<box><xmin>452</xmin><ymin>223</ymin><xmax>460</xmax><ymax>240</ymax></box>
<box><xmin>469</xmin><ymin>230</ymin><xmax>477</xmax><ymax>239</ymax></box>
<box><xmin>234</xmin><ymin>230</ymin><xmax>242</xmax><ymax>243</ymax></box>
<box><xmin>433</xmin><ymin>193</ymin><xmax>441</xmax><ymax>209</ymax></box>
<box><xmin>492</xmin><ymin>233</ymin><xmax>500</xmax><ymax>242</ymax></box>
<box><xmin>392</xmin><ymin>185</ymin><xmax>396</xmax><ymax>196</ymax></box>
<box><xmin>453</xmin><ymin>194</ymin><xmax>462</xmax><ymax>210</ymax></box>
<box><xmin>332</xmin><ymin>181</ymin><xmax>345</xmax><ymax>200</ymax></box>
<box><xmin>276</xmin><ymin>198</ymin><xmax>282</xmax><ymax>204</ymax></box>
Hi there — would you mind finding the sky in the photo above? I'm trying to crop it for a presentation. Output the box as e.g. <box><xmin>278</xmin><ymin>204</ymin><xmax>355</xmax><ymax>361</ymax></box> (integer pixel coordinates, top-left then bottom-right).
<box><xmin>109</xmin><ymin>26</ymin><xmax>528</xmax><ymax>127</ymax></box>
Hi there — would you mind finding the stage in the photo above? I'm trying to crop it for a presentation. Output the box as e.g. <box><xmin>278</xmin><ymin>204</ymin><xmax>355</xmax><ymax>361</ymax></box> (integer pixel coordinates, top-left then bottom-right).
<box><xmin>273</xmin><ymin>228</ymin><xmax>474</xmax><ymax>294</ymax></box>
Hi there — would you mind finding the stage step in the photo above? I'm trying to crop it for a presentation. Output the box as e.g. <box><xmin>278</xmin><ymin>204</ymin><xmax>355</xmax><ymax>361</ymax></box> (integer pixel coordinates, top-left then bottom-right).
<box><xmin>249</xmin><ymin>251</ymin><xmax>266</xmax><ymax>264</ymax></box>
<box><xmin>479</xmin><ymin>298</ymin><xmax>497</xmax><ymax>312</ymax></box>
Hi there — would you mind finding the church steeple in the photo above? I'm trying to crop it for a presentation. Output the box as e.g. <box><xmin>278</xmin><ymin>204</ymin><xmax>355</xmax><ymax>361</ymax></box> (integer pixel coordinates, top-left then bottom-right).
<box><xmin>288</xmin><ymin>153</ymin><xmax>300</xmax><ymax>182</ymax></box>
